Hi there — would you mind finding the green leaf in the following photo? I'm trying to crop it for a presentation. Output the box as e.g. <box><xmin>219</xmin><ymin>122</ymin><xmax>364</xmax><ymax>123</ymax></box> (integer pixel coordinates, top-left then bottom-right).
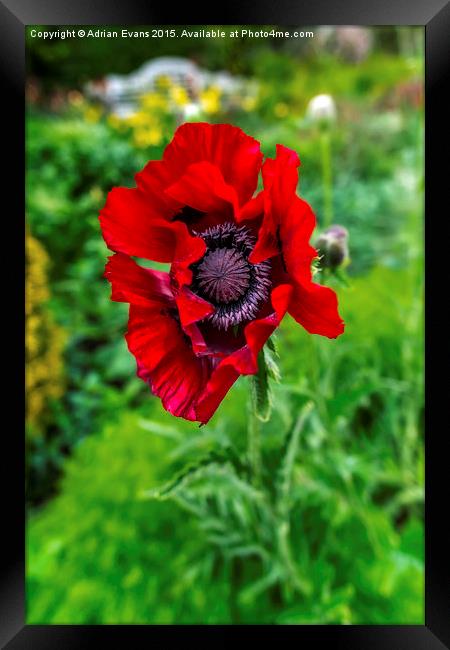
<box><xmin>277</xmin><ymin>401</ymin><xmax>314</xmax><ymax>514</ymax></box>
<box><xmin>264</xmin><ymin>344</ymin><xmax>282</xmax><ymax>383</ymax></box>
<box><xmin>266</xmin><ymin>334</ymin><xmax>279</xmax><ymax>356</ymax></box>
<box><xmin>139</xmin><ymin>456</ymin><xmax>224</xmax><ymax>501</ymax></box>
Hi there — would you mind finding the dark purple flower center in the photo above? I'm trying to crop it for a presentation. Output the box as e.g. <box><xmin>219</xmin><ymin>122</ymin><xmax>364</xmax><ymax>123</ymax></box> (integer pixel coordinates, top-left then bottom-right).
<box><xmin>196</xmin><ymin>248</ymin><xmax>250</xmax><ymax>304</ymax></box>
<box><xmin>191</xmin><ymin>223</ymin><xmax>271</xmax><ymax>330</ymax></box>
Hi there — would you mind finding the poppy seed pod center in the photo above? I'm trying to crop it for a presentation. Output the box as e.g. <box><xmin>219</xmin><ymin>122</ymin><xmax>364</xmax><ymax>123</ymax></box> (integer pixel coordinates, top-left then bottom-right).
<box><xmin>196</xmin><ymin>248</ymin><xmax>251</xmax><ymax>304</ymax></box>
<box><xmin>191</xmin><ymin>223</ymin><xmax>272</xmax><ymax>330</ymax></box>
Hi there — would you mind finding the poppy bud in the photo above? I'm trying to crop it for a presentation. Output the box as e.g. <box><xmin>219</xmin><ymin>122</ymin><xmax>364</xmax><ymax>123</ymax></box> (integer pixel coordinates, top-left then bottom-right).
<box><xmin>315</xmin><ymin>225</ymin><xmax>349</xmax><ymax>269</ymax></box>
<box><xmin>306</xmin><ymin>94</ymin><xmax>337</xmax><ymax>124</ymax></box>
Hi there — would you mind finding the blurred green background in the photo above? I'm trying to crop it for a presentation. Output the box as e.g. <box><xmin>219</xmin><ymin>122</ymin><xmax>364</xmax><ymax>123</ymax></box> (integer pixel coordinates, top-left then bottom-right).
<box><xmin>25</xmin><ymin>26</ymin><xmax>424</xmax><ymax>624</ymax></box>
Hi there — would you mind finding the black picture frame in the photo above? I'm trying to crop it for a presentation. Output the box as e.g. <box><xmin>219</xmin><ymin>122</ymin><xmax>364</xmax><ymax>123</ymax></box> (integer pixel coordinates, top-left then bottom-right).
<box><xmin>3</xmin><ymin>0</ymin><xmax>449</xmax><ymax>646</ymax></box>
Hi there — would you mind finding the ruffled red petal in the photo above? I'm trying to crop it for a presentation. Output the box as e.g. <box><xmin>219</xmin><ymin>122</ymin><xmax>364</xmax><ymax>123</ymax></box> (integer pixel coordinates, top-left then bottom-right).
<box><xmin>281</xmin><ymin>197</ymin><xmax>344</xmax><ymax>338</ymax></box>
<box><xmin>236</xmin><ymin>191</ymin><xmax>264</xmax><ymax>223</ymax></box>
<box><xmin>176</xmin><ymin>286</ymin><xmax>214</xmax><ymax>329</ymax></box>
<box><xmin>289</xmin><ymin>281</ymin><xmax>345</xmax><ymax>339</ymax></box>
<box><xmin>126</xmin><ymin>304</ymin><xmax>216</xmax><ymax>421</ymax></box>
<box><xmin>100</xmin><ymin>187</ymin><xmax>170</xmax><ymax>261</ymax></box>
<box><xmin>104</xmin><ymin>253</ymin><xmax>174</xmax><ymax>307</ymax></box>
<box><xmin>193</xmin><ymin>363</ymin><xmax>241</xmax><ymax>425</ymax></box>
<box><xmin>280</xmin><ymin>196</ymin><xmax>317</xmax><ymax>284</ymax></box>
<box><xmin>252</xmin><ymin>145</ymin><xmax>344</xmax><ymax>340</ymax></box>
<box><xmin>106</xmin><ymin>124</ymin><xmax>263</xmax><ymax>254</ymax></box>
<box><xmin>135</xmin><ymin>160</ymin><xmax>181</xmax><ymax>219</ymax></box>
<box><xmin>105</xmin><ymin>252</ymin><xmax>213</xmax><ymax>350</ymax></box>
<box><xmin>162</xmin><ymin>123</ymin><xmax>263</xmax><ymax>206</ymax></box>
<box><xmin>100</xmin><ymin>186</ymin><xmax>206</xmax><ymax>270</ymax></box>
<box><xmin>165</xmin><ymin>161</ymin><xmax>239</xmax><ymax>220</ymax></box>
<box><xmin>250</xmin><ymin>145</ymin><xmax>301</xmax><ymax>264</ymax></box>
<box><xmin>104</xmin><ymin>253</ymin><xmax>215</xmax><ymax>421</ymax></box>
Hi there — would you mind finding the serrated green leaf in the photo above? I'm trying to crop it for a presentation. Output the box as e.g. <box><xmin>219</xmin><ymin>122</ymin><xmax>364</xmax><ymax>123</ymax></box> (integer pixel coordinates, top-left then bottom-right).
<box><xmin>264</xmin><ymin>345</ymin><xmax>282</xmax><ymax>383</ymax></box>
<box><xmin>267</xmin><ymin>334</ymin><xmax>279</xmax><ymax>356</ymax></box>
<box><xmin>277</xmin><ymin>401</ymin><xmax>314</xmax><ymax>514</ymax></box>
<box><xmin>139</xmin><ymin>457</ymin><xmax>223</xmax><ymax>501</ymax></box>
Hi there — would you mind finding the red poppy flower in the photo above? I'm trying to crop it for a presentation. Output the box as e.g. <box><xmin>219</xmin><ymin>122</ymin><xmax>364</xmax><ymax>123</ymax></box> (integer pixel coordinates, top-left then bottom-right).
<box><xmin>100</xmin><ymin>123</ymin><xmax>344</xmax><ymax>424</ymax></box>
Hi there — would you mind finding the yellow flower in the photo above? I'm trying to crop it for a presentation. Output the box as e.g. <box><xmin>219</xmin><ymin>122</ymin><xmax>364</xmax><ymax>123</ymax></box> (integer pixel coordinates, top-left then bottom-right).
<box><xmin>170</xmin><ymin>85</ymin><xmax>189</xmax><ymax>107</ymax></box>
<box><xmin>200</xmin><ymin>86</ymin><xmax>221</xmax><ymax>114</ymax></box>
<box><xmin>26</xmin><ymin>228</ymin><xmax>65</xmax><ymax>433</ymax></box>
<box><xmin>140</xmin><ymin>92</ymin><xmax>167</xmax><ymax>111</ymax></box>
<box><xmin>155</xmin><ymin>74</ymin><xmax>171</xmax><ymax>90</ymax></box>
<box><xmin>133</xmin><ymin>127</ymin><xmax>163</xmax><ymax>148</ymax></box>
<box><xmin>125</xmin><ymin>111</ymin><xmax>150</xmax><ymax>128</ymax></box>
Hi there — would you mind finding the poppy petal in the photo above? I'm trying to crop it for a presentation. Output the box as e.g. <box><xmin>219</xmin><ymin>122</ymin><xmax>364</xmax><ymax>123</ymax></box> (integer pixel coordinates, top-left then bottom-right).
<box><xmin>105</xmin><ymin>254</ymin><xmax>216</xmax><ymax>418</ymax></box>
<box><xmin>289</xmin><ymin>281</ymin><xmax>345</xmax><ymax>339</ymax></box>
<box><xmin>176</xmin><ymin>286</ymin><xmax>214</xmax><ymax>329</ymax></box>
<box><xmin>251</xmin><ymin>145</ymin><xmax>344</xmax><ymax>340</ymax></box>
<box><xmin>165</xmin><ymin>161</ymin><xmax>239</xmax><ymax>220</ymax></box>
<box><xmin>100</xmin><ymin>185</ymin><xmax>206</xmax><ymax>266</ymax></box>
<box><xmin>250</xmin><ymin>145</ymin><xmax>301</xmax><ymax>264</ymax></box>
<box><xmin>194</xmin><ymin>363</ymin><xmax>241</xmax><ymax>425</ymax></box>
<box><xmin>126</xmin><ymin>305</ymin><xmax>215</xmax><ymax>421</ymax></box>
<box><xmin>134</xmin><ymin>160</ymin><xmax>181</xmax><ymax>218</ymax></box>
<box><xmin>236</xmin><ymin>191</ymin><xmax>264</xmax><ymax>223</ymax></box>
<box><xmin>104</xmin><ymin>253</ymin><xmax>174</xmax><ymax>307</ymax></box>
<box><xmin>163</xmin><ymin>122</ymin><xmax>263</xmax><ymax>206</ymax></box>
<box><xmin>279</xmin><ymin>196</ymin><xmax>318</xmax><ymax>284</ymax></box>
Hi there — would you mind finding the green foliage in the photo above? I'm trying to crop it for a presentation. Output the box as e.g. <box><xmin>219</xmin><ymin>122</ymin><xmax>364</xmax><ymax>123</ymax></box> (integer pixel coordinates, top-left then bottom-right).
<box><xmin>28</xmin><ymin>263</ymin><xmax>424</xmax><ymax>624</ymax></box>
<box><xmin>27</xmin><ymin>410</ymin><xmax>225</xmax><ymax>624</ymax></box>
<box><xmin>254</xmin><ymin>51</ymin><xmax>419</xmax><ymax>119</ymax></box>
<box><xmin>26</xmin><ymin>116</ymin><xmax>155</xmax><ymax>503</ymax></box>
<box><xmin>26</xmin><ymin>115</ymin><xmax>149</xmax><ymax>268</ymax></box>
<box><xmin>26</xmin><ymin>31</ymin><xmax>424</xmax><ymax>623</ymax></box>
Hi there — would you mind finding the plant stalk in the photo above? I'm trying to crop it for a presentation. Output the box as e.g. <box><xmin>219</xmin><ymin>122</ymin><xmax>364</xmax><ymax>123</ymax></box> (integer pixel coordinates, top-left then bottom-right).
<box><xmin>247</xmin><ymin>392</ymin><xmax>262</xmax><ymax>487</ymax></box>
<box><xmin>320</xmin><ymin>129</ymin><xmax>334</xmax><ymax>229</ymax></box>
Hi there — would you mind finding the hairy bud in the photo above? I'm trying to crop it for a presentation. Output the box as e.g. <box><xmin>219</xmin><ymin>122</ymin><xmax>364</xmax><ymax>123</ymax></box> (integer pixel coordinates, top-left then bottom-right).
<box><xmin>315</xmin><ymin>225</ymin><xmax>349</xmax><ymax>269</ymax></box>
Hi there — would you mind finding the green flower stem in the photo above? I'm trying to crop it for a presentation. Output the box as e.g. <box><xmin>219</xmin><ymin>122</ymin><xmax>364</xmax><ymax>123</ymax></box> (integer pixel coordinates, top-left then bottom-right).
<box><xmin>320</xmin><ymin>129</ymin><xmax>334</xmax><ymax>229</ymax></box>
<box><xmin>247</xmin><ymin>392</ymin><xmax>262</xmax><ymax>487</ymax></box>
<box><xmin>248</xmin><ymin>350</ymin><xmax>270</xmax><ymax>486</ymax></box>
